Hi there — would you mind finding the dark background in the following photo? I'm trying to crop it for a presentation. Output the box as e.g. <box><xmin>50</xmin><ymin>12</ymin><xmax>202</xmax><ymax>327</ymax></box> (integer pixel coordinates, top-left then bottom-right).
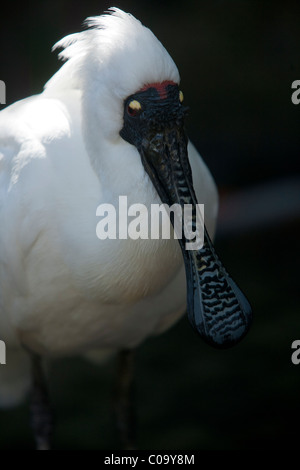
<box><xmin>0</xmin><ymin>0</ymin><xmax>299</xmax><ymax>449</ymax></box>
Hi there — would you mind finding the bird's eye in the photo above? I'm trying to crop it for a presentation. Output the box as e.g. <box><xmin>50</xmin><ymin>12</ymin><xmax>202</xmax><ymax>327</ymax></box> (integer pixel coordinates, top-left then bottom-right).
<box><xmin>127</xmin><ymin>100</ymin><xmax>142</xmax><ymax>117</ymax></box>
<box><xmin>179</xmin><ymin>91</ymin><xmax>184</xmax><ymax>103</ymax></box>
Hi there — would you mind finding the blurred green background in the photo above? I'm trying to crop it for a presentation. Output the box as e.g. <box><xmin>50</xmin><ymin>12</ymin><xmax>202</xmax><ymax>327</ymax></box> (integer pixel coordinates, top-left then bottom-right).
<box><xmin>0</xmin><ymin>0</ymin><xmax>299</xmax><ymax>449</ymax></box>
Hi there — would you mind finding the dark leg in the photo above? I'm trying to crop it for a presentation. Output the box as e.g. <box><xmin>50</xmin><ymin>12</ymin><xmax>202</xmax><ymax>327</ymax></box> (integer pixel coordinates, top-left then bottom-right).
<box><xmin>114</xmin><ymin>349</ymin><xmax>136</xmax><ymax>450</ymax></box>
<box><xmin>29</xmin><ymin>353</ymin><xmax>53</xmax><ymax>450</ymax></box>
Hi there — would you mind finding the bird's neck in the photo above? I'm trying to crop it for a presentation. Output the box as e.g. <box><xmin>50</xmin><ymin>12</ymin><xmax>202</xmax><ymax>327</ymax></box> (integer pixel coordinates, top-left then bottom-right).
<box><xmin>82</xmin><ymin>127</ymin><xmax>147</xmax><ymax>203</ymax></box>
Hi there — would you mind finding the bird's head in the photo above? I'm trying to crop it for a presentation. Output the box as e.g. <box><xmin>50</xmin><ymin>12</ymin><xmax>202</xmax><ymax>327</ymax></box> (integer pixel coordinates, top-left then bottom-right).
<box><xmin>46</xmin><ymin>8</ymin><xmax>252</xmax><ymax>348</ymax></box>
<box><xmin>46</xmin><ymin>7</ymin><xmax>180</xmax><ymax>140</ymax></box>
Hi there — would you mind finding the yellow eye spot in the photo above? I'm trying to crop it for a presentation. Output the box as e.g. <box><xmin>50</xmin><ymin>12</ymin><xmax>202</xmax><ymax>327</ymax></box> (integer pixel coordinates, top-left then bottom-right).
<box><xmin>128</xmin><ymin>100</ymin><xmax>142</xmax><ymax>111</ymax></box>
<box><xmin>179</xmin><ymin>90</ymin><xmax>184</xmax><ymax>103</ymax></box>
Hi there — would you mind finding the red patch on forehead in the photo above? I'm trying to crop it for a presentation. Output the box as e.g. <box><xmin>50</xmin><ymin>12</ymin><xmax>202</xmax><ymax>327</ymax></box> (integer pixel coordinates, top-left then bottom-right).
<box><xmin>139</xmin><ymin>80</ymin><xmax>177</xmax><ymax>99</ymax></box>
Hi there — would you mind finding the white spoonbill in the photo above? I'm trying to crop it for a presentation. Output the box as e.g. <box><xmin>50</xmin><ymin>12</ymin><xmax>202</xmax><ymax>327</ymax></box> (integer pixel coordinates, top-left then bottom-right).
<box><xmin>0</xmin><ymin>8</ymin><xmax>252</xmax><ymax>448</ymax></box>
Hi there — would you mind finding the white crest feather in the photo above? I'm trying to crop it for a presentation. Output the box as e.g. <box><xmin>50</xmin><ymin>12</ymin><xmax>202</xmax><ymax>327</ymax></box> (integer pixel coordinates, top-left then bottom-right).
<box><xmin>45</xmin><ymin>7</ymin><xmax>180</xmax><ymax>99</ymax></box>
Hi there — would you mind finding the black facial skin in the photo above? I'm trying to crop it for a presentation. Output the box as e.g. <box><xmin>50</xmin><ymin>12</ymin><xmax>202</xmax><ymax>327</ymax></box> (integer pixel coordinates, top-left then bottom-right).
<box><xmin>120</xmin><ymin>84</ymin><xmax>252</xmax><ymax>349</ymax></box>
<box><xmin>120</xmin><ymin>84</ymin><xmax>187</xmax><ymax>148</ymax></box>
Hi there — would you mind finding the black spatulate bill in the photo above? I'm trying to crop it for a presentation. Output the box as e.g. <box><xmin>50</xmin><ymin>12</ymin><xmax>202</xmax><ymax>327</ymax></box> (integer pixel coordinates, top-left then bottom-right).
<box><xmin>139</xmin><ymin>124</ymin><xmax>252</xmax><ymax>349</ymax></box>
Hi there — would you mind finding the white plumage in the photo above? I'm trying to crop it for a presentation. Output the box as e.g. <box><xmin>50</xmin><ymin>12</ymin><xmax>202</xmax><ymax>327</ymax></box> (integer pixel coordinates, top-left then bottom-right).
<box><xmin>0</xmin><ymin>8</ymin><xmax>218</xmax><ymax>407</ymax></box>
